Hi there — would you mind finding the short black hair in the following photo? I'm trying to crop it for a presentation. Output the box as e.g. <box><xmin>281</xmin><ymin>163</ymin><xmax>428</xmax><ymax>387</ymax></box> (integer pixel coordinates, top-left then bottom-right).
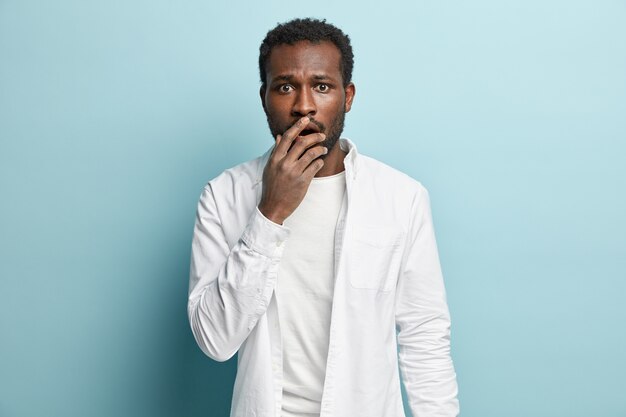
<box><xmin>259</xmin><ymin>18</ymin><xmax>354</xmax><ymax>88</ymax></box>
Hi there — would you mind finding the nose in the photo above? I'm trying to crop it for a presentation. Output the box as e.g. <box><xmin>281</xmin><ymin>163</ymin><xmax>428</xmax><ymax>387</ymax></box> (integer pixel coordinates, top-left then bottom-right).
<box><xmin>291</xmin><ymin>87</ymin><xmax>316</xmax><ymax>118</ymax></box>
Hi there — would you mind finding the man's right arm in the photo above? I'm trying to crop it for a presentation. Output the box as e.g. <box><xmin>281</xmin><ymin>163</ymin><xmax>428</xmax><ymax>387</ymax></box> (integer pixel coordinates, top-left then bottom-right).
<box><xmin>187</xmin><ymin>184</ymin><xmax>289</xmax><ymax>362</ymax></box>
<box><xmin>188</xmin><ymin>116</ymin><xmax>326</xmax><ymax>362</ymax></box>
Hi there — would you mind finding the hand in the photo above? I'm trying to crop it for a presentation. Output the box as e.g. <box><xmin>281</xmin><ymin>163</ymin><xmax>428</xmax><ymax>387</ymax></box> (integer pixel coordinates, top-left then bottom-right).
<box><xmin>258</xmin><ymin>116</ymin><xmax>328</xmax><ymax>225</ymax></box>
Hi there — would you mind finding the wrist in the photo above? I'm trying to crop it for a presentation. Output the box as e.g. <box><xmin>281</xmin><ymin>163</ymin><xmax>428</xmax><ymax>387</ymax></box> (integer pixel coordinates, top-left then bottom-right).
<box><xmin>257</xmin><ymin>204</ymin><xmax>286</xmax><ymax>225</ymax></box>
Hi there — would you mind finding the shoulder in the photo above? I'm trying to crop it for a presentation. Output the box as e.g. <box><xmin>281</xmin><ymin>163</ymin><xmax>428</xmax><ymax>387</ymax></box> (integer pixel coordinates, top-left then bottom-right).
<box><xmin>349</xmin><ymin>151</ymin><xmax>431</xmax><ymax>224</ymax></box>
<box><xmin>357</xmin><ymin>153</ymin><xmax>428</xmax><ymax>197</ymax></box>
<box><xmin>195</xmin><ymin>151</ymin><xmax>270</xmax><ymax>234</ymax></box>
<box><xmin>206</xmin><ymin>150</ymin><xmax>268</xmax><ymax>192</ymax></box>
<box><xmin>195</xmin><ymin>150</ymin><xmax>269</xmax><ymax>214</ymax></box>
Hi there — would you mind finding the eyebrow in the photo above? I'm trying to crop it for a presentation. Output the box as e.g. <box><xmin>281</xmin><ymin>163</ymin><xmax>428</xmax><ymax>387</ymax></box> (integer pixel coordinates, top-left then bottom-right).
<box><xmin>271</xmin><ymin>75</ymin><xmax>294</xmax><ymax>83</ymax></box>
<box><xmin>270</xmin><ymin>74</ymin><xmax>336</xmax><ymax>83</ymax></box>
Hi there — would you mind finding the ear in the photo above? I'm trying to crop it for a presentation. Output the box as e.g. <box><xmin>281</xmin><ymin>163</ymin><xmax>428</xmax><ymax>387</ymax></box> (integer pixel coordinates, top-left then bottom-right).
<box><xmin>344</xmin><ymin>82</ymin><xmax>356</xmax><ymax>113</ymax></box>
<box><xmin>260</xmin><ymin>85</ymin><xmax>267</xmax><ymax>113</ymax></box>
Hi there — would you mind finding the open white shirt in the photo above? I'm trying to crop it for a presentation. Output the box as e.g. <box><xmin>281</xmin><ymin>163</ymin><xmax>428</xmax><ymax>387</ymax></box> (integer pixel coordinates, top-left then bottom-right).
<box><xmin>188</xmin><ymin>139</ymin><xmax>459</xmax><ymax>417</ymax></box>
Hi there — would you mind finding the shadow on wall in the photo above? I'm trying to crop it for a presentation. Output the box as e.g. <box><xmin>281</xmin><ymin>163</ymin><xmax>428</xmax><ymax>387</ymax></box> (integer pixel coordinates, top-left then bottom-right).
<box><xmin>149</xmin><ymin>234</ymin><xmax>237</xmax><ymax>417</ymax></box>
<box><xmin>177</xmin><ymin>340</ymin><xmax>237</xmax><ymax>416</ymax></box>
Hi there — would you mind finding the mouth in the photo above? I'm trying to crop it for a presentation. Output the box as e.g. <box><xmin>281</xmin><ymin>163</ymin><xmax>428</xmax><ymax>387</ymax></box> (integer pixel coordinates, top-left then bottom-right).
<box><xmin>299</xmin><ymin>121</ymin><xmax>322</xmax><ymax>137</ymax></box>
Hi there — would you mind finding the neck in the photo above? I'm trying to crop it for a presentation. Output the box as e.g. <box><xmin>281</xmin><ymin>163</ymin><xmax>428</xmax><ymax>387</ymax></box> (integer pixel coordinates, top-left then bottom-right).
<box><xmin>315</xmin><ymin>142</ymin><xmax>347</xmax><ymax>177</ymax></box>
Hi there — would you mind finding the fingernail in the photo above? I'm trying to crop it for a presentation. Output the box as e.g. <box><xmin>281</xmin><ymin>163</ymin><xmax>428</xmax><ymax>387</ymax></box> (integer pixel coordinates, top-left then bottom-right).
<box><xmin>323</xmin><ymin>147</ymin><xmax>328</xmax><ymax>154</ymax></box>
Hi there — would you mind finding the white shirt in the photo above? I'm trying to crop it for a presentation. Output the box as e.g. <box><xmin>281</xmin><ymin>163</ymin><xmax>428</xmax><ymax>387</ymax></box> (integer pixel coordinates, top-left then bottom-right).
<box><xmin>278</xmin><ymin>171</ymin><xmax>346</xmax><ymax>417</ymax></box>
<box><xmin>188</xmin><ymin>139</ymin><xmax>459</xmax><ymax>417</ymax></box>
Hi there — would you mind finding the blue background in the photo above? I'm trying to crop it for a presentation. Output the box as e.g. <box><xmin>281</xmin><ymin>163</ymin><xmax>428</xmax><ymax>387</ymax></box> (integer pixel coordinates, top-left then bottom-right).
<box><xmin>1</xmin><ymin>1</ymin><xmax>625</xmax><ymax>416</ymax></box>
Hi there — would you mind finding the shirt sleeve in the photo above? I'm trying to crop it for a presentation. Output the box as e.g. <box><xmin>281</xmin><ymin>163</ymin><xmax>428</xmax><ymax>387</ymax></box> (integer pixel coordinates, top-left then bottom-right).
<box><xmin>187</xmin><ymin>184</ymin><xmax>289</xmax><ymax>362</ymax></box>
<box><xmin>395</xmin><ymin>185</ymin><xmax>460</xmax><ymax>416</ymax></box>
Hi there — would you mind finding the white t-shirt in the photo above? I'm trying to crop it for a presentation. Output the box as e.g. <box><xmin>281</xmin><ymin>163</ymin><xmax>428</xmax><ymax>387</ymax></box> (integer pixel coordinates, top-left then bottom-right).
<box><xmin>276</xmin><ymin>170</ymin><xmax>346</xmax><ymax>417</ymax></box>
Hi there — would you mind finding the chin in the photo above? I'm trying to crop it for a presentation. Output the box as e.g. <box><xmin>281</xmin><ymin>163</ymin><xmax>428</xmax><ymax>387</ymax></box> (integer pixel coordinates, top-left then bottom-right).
<box><xmin>321</xmin><ymin>136</ymin><xmax>340</xmax><ymax>155</ymax></box>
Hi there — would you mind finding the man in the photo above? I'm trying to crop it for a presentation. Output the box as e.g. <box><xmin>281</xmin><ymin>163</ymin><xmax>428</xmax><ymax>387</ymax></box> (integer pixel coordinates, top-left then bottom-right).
<box><xmin>188</xmin><ymin>18</ymin><xmax>459</xmax><ymax>417</ymax></box>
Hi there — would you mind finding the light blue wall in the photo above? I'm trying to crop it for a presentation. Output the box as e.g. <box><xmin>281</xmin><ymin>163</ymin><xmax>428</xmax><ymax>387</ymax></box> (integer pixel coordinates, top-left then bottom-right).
<box><xmin>1</xmin><ymin>1</ymin><xmax>624</xmax><ymax>416</ymax></box>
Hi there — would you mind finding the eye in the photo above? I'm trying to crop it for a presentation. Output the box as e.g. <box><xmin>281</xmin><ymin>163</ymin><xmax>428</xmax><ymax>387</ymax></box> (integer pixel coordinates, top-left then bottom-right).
<box><xmin>316</xmin><ymin>83</ymin><xmax>330</xmax><ymax>93</ymax></box>
<box><xmin>278</xmin><ymin>84</ymin><xmax>293</xmax><ymax>93</ymax></box>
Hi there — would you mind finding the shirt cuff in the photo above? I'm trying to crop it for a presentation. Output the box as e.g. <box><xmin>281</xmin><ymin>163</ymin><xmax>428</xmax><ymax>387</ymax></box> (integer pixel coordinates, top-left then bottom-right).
<box><xmin>241</xmin><ymin>206</ymin><xmax>291</xmax><ymax>258</ymax></box>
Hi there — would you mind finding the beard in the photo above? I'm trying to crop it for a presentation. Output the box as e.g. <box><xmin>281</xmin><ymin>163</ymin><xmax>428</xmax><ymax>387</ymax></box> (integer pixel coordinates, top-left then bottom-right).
<box><xmin>266</xmin><ymin>108</ymin><xmax>346</xmax><ymax>159</ymax></box>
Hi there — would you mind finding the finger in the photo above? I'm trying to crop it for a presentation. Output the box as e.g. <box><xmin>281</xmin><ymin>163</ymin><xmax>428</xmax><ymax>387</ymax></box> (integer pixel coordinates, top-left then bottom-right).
<box><xmin>295</xmin><ymin>144</ymin><xmax>328</xmax><ymax>172</ymax></box>
<box><xmin>270</xmin><ymin>134</ymin><xmax>285</xmax><ymax>159</ymax></box>
<box><xmin>285</xmin><ymin>132</ymin><xmax>326</xmax><ymax>162</ymax></box>
<box><xmin>270</xmin><ymin>134</ymin><xmax>282</xmax><ymax>156</ymax></box>
<box><xmin>302</xmin><ymin>156</ymin><xmax>325</xmax><ymax>180</ymax></box>
<box><xmin>274</xmin><ymin>116</ymin><xmax>311</xmax><ymax>156</ymax></box>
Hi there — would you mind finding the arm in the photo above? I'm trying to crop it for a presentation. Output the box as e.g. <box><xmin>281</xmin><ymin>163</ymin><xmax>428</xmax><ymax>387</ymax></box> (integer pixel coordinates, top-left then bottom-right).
<box><xmin>395</xmin><ymin>185</ymin><xmax>459</xmax><ymax>416</ymax></box>
<box><xmin>188</xmin><ymin>116</ymin><xmax>327</xmax><ymax>362</ymax></box>
<box><xmin>187</xmin><ymin>184</ymin><xmax>289</xmax><ymax>362</ymax></box>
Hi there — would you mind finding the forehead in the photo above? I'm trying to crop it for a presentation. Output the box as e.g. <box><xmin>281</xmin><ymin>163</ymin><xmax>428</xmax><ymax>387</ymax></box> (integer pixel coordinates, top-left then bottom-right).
<box><xmin>266</xmin><ymin>40</ymin><xmax>342</xmax><ymax>80</ymax></box>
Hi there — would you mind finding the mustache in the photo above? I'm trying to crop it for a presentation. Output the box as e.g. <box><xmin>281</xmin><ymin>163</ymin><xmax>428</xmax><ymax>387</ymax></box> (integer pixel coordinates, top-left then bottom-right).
<box><xmin>299</xmin><ymin>117</ymin><xmax>325</xmax><ymax>132</ymax></box>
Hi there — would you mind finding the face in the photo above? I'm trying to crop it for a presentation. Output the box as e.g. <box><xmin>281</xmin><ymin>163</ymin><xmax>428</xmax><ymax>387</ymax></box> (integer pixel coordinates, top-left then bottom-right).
<box><xmin>261</xmin><ymin>40</ymin><xmax>355</xmax><ymax>155</ymax></box>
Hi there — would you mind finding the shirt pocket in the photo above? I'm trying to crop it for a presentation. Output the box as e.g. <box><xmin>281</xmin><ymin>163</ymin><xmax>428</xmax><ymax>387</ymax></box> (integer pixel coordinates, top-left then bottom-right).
<box><xmin>348</xmin><ymin>226</ymin><xmax>404</xmax><ymax>292</ymax></box>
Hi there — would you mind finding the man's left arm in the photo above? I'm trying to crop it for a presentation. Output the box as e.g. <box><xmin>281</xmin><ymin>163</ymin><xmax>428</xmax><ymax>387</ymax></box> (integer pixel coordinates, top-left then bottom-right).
<box><xmin>395</xmin><ymin>184</ymin><xmax>459</xmax><ymax>416</ymax></box>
